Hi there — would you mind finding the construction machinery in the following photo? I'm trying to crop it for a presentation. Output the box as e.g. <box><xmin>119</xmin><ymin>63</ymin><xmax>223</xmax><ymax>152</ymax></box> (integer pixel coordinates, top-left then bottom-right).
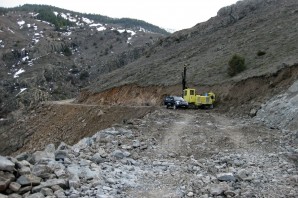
<box><xmin>182</xmin><ymin>66</ymin><xmax>215</xmax><ymax>108</ymax></box>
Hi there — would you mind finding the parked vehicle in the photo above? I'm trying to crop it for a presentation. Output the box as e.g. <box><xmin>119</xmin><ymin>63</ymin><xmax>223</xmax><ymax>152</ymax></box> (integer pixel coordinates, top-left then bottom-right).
<box><xmin>164</xmin><ymin>96</ymin><xmax>189</xmax><ymax>109</ymax></box>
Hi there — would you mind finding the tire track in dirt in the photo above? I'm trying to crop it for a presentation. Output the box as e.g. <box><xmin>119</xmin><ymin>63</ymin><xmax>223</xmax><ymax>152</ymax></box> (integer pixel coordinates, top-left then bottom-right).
<box><xmin>161</xmin><ymin>112</ymin><xmax>195</xmax><ymax>154</ymax></box>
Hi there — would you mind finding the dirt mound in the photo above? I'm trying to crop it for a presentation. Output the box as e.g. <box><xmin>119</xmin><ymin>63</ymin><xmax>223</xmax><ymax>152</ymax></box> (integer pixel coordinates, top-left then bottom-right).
<box><xmin>1</xmin><ymin>101</ymin><xmax>155</xmax><ymax>156</ymax></box>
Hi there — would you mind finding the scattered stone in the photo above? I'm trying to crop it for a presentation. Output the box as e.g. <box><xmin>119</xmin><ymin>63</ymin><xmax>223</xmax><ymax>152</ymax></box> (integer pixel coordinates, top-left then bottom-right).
<box><xmin>209</xmin><ymin>183</ymin><xmax>229</xmax><ymax>196</ymax></box>
<box><xmin>16</xmin><ymin>174</ymin><xmax>41</xmax><ymax>186</ymax></box>
<box><xmin>8</xmin><ymin>182</ymin><xmax>21</xmax><ymax>192</ymax></box>
<box><xmin>40</xmin><ymin>188</ymin><xmax>54</xmax><ymax>196</ymax></box>
<box><xmin>0</xmin><ymin>156</ymin><xmax>15</xmax><ymax>172</ymax></box>
<box><xmin>217</xmin><ymin>173</ymin><xmax>236</xmax><ymax>182</ymax></box>
<box><xmin>27</xmin><ymin>192</ymin><xmax>45</xmax><ymax>198</ymax></box>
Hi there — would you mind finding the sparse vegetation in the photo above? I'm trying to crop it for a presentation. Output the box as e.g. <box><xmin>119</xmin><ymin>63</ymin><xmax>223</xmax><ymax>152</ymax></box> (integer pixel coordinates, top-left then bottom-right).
<box><xmin>228</xmin><ymin>54</ymin><xmax>246</xmax><ymax>76</ymax></box>
<box><xmin>62</xmin><ymin>46</ymin><xmax>72</xmax><ymax>56</ymax></box>
<box><xmin>257</xmin><ymin>50</ymin><xmax>266</xmax><ymax>56</ymax></box>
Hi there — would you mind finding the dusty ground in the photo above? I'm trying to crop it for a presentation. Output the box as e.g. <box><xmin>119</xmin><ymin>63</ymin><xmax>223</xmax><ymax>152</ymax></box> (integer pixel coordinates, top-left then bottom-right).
<box><xmin>119</xmin><ymin>108</ymin><xmax>296</xmax><ymax>197</ymax></box>
<box><xmin>6</xmin><ymin>100</ymin><xmax>155</xmax><ymax>155</ymax></box>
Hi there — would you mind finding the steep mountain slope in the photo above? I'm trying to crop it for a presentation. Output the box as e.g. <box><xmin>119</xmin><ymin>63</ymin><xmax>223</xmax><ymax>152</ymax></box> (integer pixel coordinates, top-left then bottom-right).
<box><xmin>81</xmin><ymin>0</ymin><xmax>298</xmax><ymax>102</ymax></box>
<box><xmin>0</xmin><ymin>5</ymin><xmax>167</xmax><ymax>118</ymax></box>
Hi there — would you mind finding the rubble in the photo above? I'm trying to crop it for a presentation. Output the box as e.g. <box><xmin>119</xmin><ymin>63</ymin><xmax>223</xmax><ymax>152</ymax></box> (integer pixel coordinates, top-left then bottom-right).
<box><xmin>0</xmin><ymin>107</ymin><xmax>296</xmax><ymax>197</ymax></box>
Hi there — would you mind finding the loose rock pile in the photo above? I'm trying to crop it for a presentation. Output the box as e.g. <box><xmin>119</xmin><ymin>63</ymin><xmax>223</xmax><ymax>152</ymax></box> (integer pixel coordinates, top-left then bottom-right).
<box><xmin>0</xmin><ymin>108</ymin><xmax>297</xmax><ymax>197</ymax></box>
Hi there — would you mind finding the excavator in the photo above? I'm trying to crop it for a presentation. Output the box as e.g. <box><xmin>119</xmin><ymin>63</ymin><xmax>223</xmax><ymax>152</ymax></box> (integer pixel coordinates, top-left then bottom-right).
<box><xmin>182</xmin><ymin>66</ymin><xmax>215</xmax><ymax>109</ymax></box>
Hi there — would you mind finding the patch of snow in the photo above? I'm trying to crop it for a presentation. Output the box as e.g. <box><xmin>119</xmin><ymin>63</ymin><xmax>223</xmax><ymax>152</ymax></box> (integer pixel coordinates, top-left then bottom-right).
<box><xmin>0</xmin><ymin>30</ymin><xmax>3</xmax><ymax>32</ymax></box>
<box><xmin>127</xmin><ymin>37</ymin><xmax>132</xmax><ymax>43</ymax></box>
<box><xmin>127</xmin><ymin>30</ymin><xmax>136</xmax><ymax>36</ymax></box>
<box><xmin>14</xmin><ymin>69</ymin><xmax>25</xmax><ymax>78</ymax></box>
<box><xmin>22</xmin><ymin>56</ymin><xmax>29</xmax><ymax>61</ymax></box>
<box><xmin>8</xmin><ymin>27</ymin><xmax>15</xmax><ymax>34</ymax></box>
<box><xmin>68</xmin><ymin>17</ymin><xmax>77</xmax><ymax>22</ymax></box>
<box><xmin>53</xmin><ymin>11</ymin><xmax>58</xmax><ymax>16</ymax></box>
<box><xmin>82</xmin><ymin>17</ymin><xmax>93</xmax><ymax>24</ymax></box>
<box><xmin>90</xmin><ymin>23</ymin><xmax>102</xmax><ymax>27</ymax></box>
<box><xmin>21</xmin><ymin>48</ymin><xmax>25</xmax><ymax>51</ymax></box>
<box><xmin>118</xmin><ymin>29</ymin><xmax>126</xmax><ymax>33</ymax></box>
<box><xmin>17</xmin><ymin>20</ymin><xmax>25</xmax><ymax>26</ymax></box>
<box><xmin>16</xmin><ymin>88</ymin><xmax>28</xmax><ymax>96</ymax></box>
<box><xmin>35</xmin><ymin>33</ymin><xmax>40</xmax><ymax>36</ymax></box>
<box><xmin>97</xmin><ymin>27</ymin><xmax>106</xmax><ymax>31</ymax></box>
<box><xmin>29</xmin><ymin>12</ymin><xmax>39</xmax><ymax>17</ymax></box>
<box><xmin>34</xmin><ymin>26</ymin><xmax>38</xmax><ymax>30</ymax></box>
<box><xmin>27</xmin><ymin>24</ymin><xmax>31</xmax><ymax>28</ymax></box>
<box><xmin>32</xmin><ymin>38</ymin><xmax>39</xmax><ymax>44</ymax></box>
<box><xmin>60</xmin><ymin>13</ymin><xmax>68</xmax><ymax>20</ymax></box>
<box><xmin>63</xmin><ymin>32</ymin><xmax>72</xmax><ymax>36</ymax></box>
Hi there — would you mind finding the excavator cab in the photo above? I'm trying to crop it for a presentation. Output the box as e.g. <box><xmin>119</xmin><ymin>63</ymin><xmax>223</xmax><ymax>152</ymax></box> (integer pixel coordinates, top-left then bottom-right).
<box><xmin>183</xmin><ymin>88</ymin><xmax>196</xmax><ymax>104</ymax></box>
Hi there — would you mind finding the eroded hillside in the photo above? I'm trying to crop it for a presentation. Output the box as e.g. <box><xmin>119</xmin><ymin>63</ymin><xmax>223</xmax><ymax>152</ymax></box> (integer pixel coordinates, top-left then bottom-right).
<box><xmin>85</xmin><ymin>0</ymin><xmax>298</xmax><ymax>96</ymax></box>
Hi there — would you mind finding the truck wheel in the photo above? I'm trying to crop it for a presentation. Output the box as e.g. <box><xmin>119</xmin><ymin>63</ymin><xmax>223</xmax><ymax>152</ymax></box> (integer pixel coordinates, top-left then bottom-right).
<box><xmin>166</xmin><ymin>105</ymin><xmax>169</xmax><ymax>109</ymax></box>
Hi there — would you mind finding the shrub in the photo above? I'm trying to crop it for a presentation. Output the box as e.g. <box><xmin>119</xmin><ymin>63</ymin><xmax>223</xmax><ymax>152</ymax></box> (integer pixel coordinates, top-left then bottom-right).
<box><xmin>62</xmin><ymin>46</ymin><xmax>72</xmax><ymax>56</ymax></box>
<box><xmin>257</xmin><ymin>50</ymin><xmax>266</xmax><ymax>56</ymax></box>
<box><xmin>79</xmin><ymin>70</ymin><xmax>89</xmax><ymax>80</ymax></box>
<box><xmin>228</xmin><ymin>54</ymin><xmax>246</xmax><ymax>76</ymax></box>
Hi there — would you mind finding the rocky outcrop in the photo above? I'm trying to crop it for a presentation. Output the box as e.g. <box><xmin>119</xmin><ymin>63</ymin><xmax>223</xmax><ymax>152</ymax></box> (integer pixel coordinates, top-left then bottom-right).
<box><xmin>256</xmin><ymin>80</ymin><xmax>298</xmax><ymax>131</ymax></box>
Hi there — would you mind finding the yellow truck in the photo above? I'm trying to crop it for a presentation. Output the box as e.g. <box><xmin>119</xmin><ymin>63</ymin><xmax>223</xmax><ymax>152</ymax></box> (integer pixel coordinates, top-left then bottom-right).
<box><xmin>182</xmin><ymin>66</ymin><xmax>216</xmax><ymax>109</ymax></box>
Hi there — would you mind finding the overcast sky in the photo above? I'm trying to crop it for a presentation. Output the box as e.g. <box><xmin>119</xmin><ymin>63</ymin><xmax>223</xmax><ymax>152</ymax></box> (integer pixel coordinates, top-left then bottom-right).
<box><xmin>1</xmin><ymin>0</ymin><xmax>240</xmax><ymax>31</ymax></box>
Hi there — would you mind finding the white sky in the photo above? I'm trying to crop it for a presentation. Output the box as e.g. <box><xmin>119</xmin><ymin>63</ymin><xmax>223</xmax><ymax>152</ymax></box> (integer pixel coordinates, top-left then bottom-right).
<box><xmin>0</xmin><ymin>0</ymin><xmax>240</xmax><ymax>31</ymax></box>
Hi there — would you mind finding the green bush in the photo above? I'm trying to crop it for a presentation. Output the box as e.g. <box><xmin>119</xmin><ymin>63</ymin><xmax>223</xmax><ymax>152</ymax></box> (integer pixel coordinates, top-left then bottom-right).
<box><xmin>62</xmin><ymin>46</ymin><xmax>72</xmax><ymax>56</ymax></box>
<box><xmin>228</xmin><ymin>54</ymin><xmax>246</xmax><ymax>76</ymax></box>
<box><xmin>257</xmin><ymin>50</ymin><xmax>266</xmax><ymax>56</ymax></box>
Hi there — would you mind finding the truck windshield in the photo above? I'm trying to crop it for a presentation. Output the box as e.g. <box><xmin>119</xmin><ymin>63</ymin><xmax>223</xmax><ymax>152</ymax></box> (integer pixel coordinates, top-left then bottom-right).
<box><xmin>174</xmin><ymin>96</ymin><xmax>184</xmax><ymax>101</ymax></box>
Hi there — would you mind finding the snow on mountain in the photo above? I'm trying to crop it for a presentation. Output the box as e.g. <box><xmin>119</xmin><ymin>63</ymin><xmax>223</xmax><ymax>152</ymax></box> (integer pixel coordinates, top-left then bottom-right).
<box><xmin>14</xmin><ymin>69</ymin><xmax>25</xmax><ymax>78</ymax></box>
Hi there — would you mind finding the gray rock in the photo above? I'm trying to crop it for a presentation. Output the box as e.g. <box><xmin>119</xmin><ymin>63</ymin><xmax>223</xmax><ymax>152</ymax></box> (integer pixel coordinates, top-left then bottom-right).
<box><xmin>0</xmin><ymin>156</ymin><xmax>15</xmax><ymax>172</ymax></box>
<box><xmin>224</xmin><ymin>190</ymin><xmax>237</xmax><ymax>197</ymax></box>
<box><xmin>209</xmin><ymin>183</ymin><xmax>229</xmax><ymax>196</ymax></box>
<box><xmin>18</xmin><ymin>166</ymin><xmax>31</xmax><ymax>175</ymax></box>
<box><xmin>112</xmin><ymin>150</ymin><xmax>126</xmax><ymax>159</ymax></box>
<box><xmin>249</xmin><ymin>109</ymin><xmax>257</xmax><ymax>117</ymax></box>
<box><xmin>9</xmin><ymin>182</ymin><xmax>21</xmax><ymax>192</ymax></box>
<box><xmin>27</xmin><ymin>193</ymin><xmax>45</xmax><ymax>198</ymax></box>
<box><xmin>32</xmin><ymin>164</ymin><xmax>53</xmax><ymax>179</ymax></box>
<box><xmin>0</xmin><ymin>180</ymin><xmax>9</xmax><ymax>192</ymax></box>
<box><xmin>217</xmin><ymin>173</ymin><xmax>236</xmax><ymax>182</ymax></box>
<box><xmin>236</xmin><ymin>169</ymin><xmax>249</xmax><ymax>181</ymax></box>
<box><xmin>16</xmin><ymin>174</ymin><xmax>41</xmax><ymax>186</ymax></box>
<box><xmin>32</xmin><ymin>179</ymin><xmax>68</xmax><ymax>193</ymax></box>
<box><xmin>132</xmin><ymin>140</ymin><xmax>140</xmax><ymax>148</ymax></box>
<box><xmin>97</xmin><ymin>148</ymin><xmax>108</xmax><ymax>158</ymax></box>
<box><xmin>0</xmin><ymin>194</ymin><xmax>8</xmax><ymax>198</ymax></box>
<box><xmin>54</xmin><ymin>189</ymin><xmax>66</xmax><ymax>198</ymax></box>
<box><xmin>18</xmin><ymin>186</ymin><xmax>32</xmax><ymax>194</ymax></box>
<box><xmin>55</xmin><ymin>150</ymin><xmax>68</xmax><ymax>161</ymax></box>
<box><xmin>91</xmin><ymin>153</ymin><xmax>104</xmax><ymax>164</ymax></box>
<box><xmin>7</xmin><ymin>193</ymin><xmax>22</xmax><ymax>198</ymax></box>
<box><xmin>40</xmin><ymin>187</ymin><xmax>54</xmax><ymax>196</ymax></box>
<box><xmin>51</xmin><ymin>184</ymin><xmax>63</xmax><ymax>192</ymax></box>
<box><xmin>0</xmin><ymin>171</ymin><xmax>15</xmax><ymax>191</ymax></box>
<box><xmin>15</xmin><ymin>152</ymin><xmax>29</xmax><ymax>161</ymax></box>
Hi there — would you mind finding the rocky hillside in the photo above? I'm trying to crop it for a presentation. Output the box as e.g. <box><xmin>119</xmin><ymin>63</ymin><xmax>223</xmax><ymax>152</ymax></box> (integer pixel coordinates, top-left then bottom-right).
<box><xmin>81</xmin><ymin>0</ymin><xmax>298</xmax><ymax>104</ymax></box>
<box><xmin>0</xmin><ymin>5</ymin><xmax>167</xmax><ymax>118</ymax></box>
<box><xmin>0</xmin><ymin>1</ymin><xmax>297</xmax><ymax>197</ymax></box>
